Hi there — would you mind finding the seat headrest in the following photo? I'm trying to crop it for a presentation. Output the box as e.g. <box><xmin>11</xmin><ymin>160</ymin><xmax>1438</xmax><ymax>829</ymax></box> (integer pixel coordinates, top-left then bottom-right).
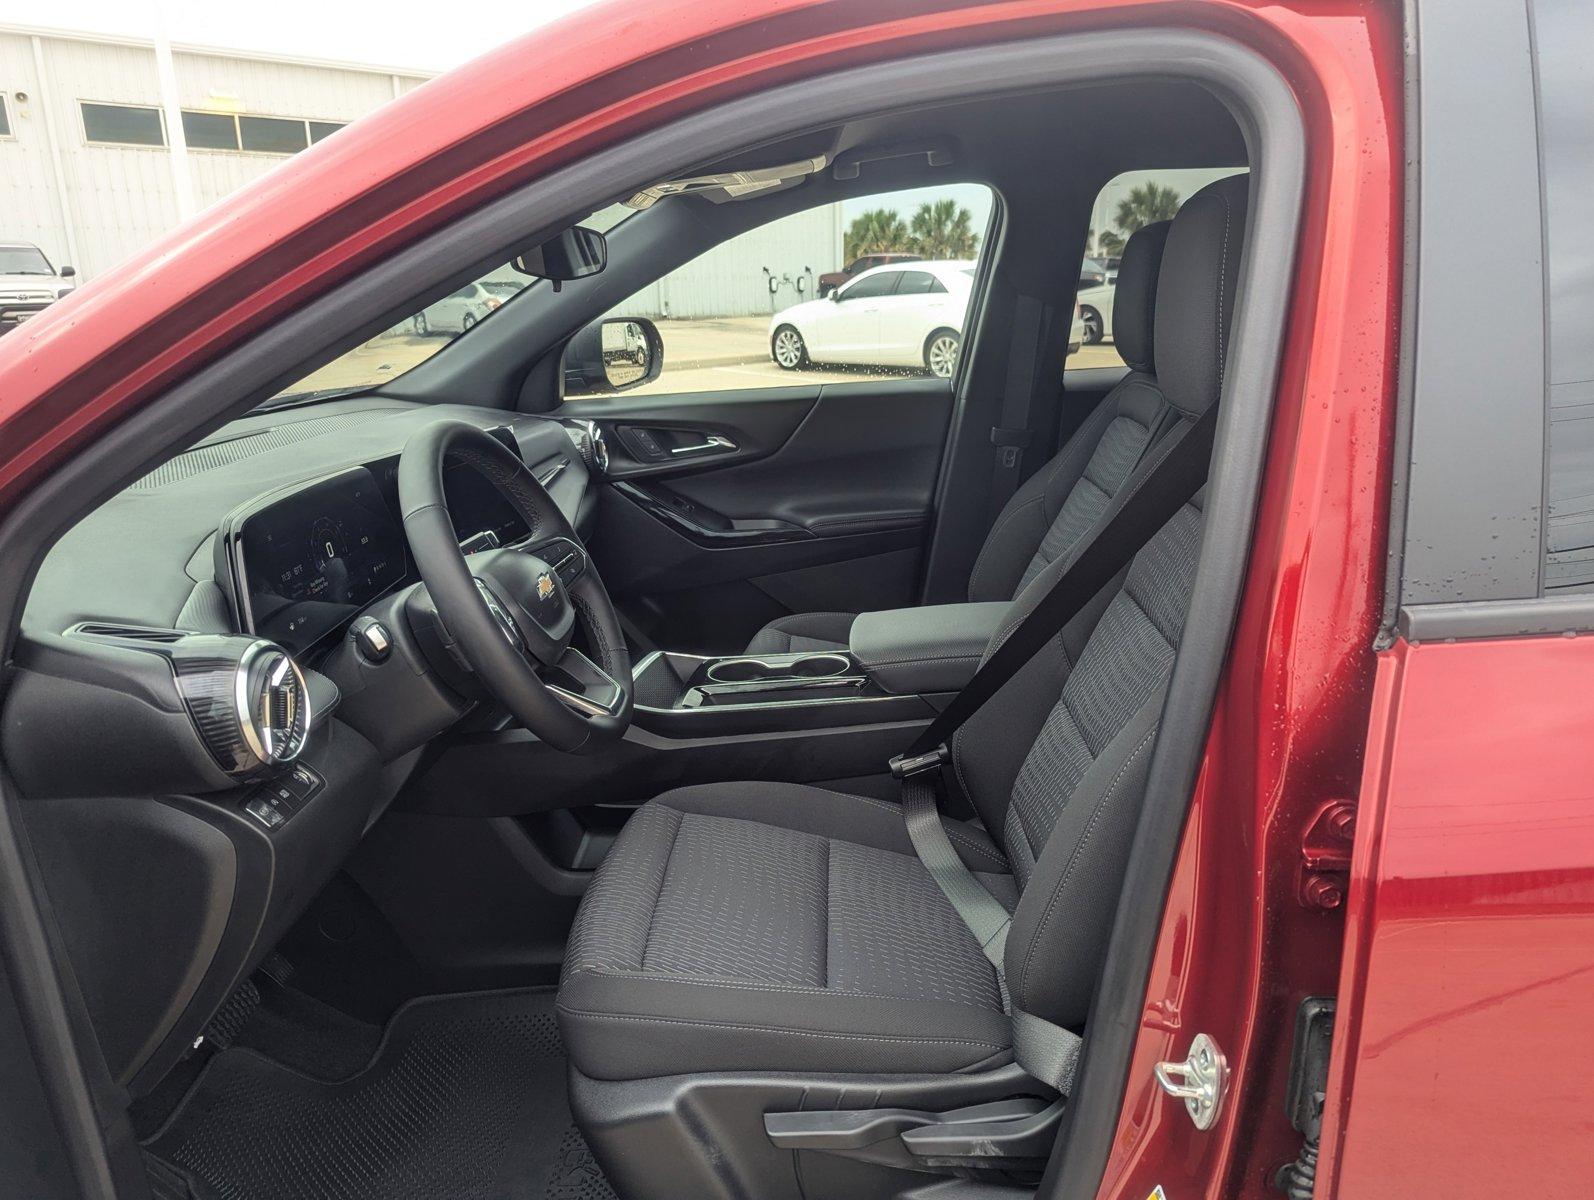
<box><xmin>1153</xmin><ymin>173</ymin><xmax>1251</xmax><ymax>418</ymax></box>
<box><xmin>1109</xmin><ymin>220</ymin><xmax>1171</xmax><ymax>374</ymax></box>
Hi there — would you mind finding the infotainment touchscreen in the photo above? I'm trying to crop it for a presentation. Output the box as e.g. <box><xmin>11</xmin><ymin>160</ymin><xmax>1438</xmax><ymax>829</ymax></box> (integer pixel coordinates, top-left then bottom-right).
<box><xmin>234</xmin><ymin>468</ymin><xmax>407</xmax><ymax>652</ymax></box>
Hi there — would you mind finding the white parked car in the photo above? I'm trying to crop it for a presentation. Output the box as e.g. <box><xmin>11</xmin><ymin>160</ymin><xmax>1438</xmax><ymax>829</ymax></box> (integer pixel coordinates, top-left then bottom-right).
<box><xmin>0</xmin><ymin>241</ymin><xmax>75</xmax><ymax>333</ymax></box>
<box><xmin>769</xmin><ymin>260</ymin><xmax>975</xmax><ymax>379</ymax></box>
<box><xmin>1075</xmin><ymin>280</ymin><xmax>1116</xmax><ymax>345</ymax></box>
<box><xmin>411</xmin><ymin>279</ymin><xmax>521</xmax><ymax>336</ymax></box>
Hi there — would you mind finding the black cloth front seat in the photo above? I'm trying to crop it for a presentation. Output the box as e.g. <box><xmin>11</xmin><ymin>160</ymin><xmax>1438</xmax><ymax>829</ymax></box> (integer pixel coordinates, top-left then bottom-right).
<box><xmin>557</xmin><ymin>175</ymin><xmax>1250</xmax><ymax>1089</ymax></box>
<box><xmin>744</xmin><ymin>218</ymin><xmax>1174</xmax><ymax>656</ymax></box>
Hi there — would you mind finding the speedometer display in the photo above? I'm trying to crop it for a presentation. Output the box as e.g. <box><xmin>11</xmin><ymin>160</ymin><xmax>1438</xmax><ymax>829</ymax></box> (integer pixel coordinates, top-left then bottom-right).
<box><xmin>236</xmin><ymin>468</ymin><xmax>406</xmax><ymax>652</ymax></box>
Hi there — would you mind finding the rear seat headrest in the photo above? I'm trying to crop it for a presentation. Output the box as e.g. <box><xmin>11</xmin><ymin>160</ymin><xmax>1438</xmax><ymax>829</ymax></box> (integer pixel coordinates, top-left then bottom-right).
<box><xmin>1110</xmin><ymin>220</ymin><xmax>1171</xmax><ymax>374</ymax></box>
<box><xmin>1154</xmin><ymin>173</ymin><xmax>1251</xmax><ymax>419</ymax></box>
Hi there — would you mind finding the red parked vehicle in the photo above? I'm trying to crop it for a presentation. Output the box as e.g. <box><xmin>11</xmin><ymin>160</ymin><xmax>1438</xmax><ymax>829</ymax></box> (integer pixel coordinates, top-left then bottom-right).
<box><xmin>817</xmin><ymin>251</ymin><xmax>925</xmax><ymax>297</ymax></box>
<box><xmin>0</xmin><ymin>2</ymin><xmax>1588</xmax><ymax>1199</ymax></box>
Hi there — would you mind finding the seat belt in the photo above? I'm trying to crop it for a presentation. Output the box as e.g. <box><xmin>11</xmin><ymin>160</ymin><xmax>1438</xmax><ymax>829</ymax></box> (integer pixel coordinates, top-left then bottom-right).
<box><xmin>890</xmin><ymin>401</ymin><xmax>1218</xmax><ymax>977</ymax></box>
<box><xmin>987</xmin><ymin>294</ymin><xmax>1050</xmax><ymax>520</ymax></box>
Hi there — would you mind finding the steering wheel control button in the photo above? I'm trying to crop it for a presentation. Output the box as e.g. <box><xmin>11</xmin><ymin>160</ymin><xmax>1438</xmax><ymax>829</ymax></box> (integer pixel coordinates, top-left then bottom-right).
<box><xmin>354</xmin><ymin>618</ymin><xmax>393</xmax><ymax>663</ymax></box>
<box><xmin>473</xmin><ymin>580</ymin><xmax>527</xmax><ymax>650</ymax></box>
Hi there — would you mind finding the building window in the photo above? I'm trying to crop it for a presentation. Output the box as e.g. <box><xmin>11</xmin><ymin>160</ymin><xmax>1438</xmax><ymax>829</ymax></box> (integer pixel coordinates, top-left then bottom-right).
<box><xmin>82</xmin><ymin>102</ymin><xmax>346</xmax><ymax>156</ymax></box>
<box><xmin>81</xmin><ymin>102</ymin><xmax>165</xmax><ymax>147</ymax></box>
<box><xmin>0</xmin><ymin>94</ymin><xmax>11</xmax><ymax>138</ymax></box>
<box><xmin>181</xmin><ymin>110</ymin><xmax>239</xmax><ymax>150</ymax></box>
<box><xmin>239</xmin><ymin>115</ymin><xmax>308</xmax><ymax>154</ymax></box>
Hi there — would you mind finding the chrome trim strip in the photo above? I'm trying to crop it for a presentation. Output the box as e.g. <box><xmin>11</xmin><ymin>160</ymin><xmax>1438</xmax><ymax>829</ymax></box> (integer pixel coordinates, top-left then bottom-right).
<box><xmin>536</xmin><ymin>458</ymin><xmax>569</xmax><ymax>489</ymax></box>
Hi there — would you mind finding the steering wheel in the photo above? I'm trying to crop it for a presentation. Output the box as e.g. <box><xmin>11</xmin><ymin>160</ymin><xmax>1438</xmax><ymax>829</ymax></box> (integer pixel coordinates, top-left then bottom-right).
<box><xmin>397</xmin><ymin>420</ymin><xmax>632</xmax><ymax>752</ymax></box>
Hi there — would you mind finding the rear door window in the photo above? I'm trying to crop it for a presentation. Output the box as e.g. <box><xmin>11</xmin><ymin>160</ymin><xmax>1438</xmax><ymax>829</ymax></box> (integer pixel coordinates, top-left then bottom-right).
<box><xmin>894</xmin><ymin>270</ymin><xmax>946</xmax><ymax>296</ymax></box>
<box><xmin>1074</xmin><ymin>168</ymin><xmax>1249</xmax><ymax>367</ymax></box>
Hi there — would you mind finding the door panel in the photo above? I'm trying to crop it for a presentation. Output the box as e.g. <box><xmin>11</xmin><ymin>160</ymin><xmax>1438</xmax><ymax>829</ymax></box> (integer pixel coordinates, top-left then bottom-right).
<box><xmin>820</xmin><ymin>296</ymin><xmax>884</xmax><ymax>359</ymax></box>
<box><xmin>554</xmin><ymin>377</ymin><xmax>952</xmax><ymax>653</ymax></box>
<box><xmin>1324</xmin><ymin>636</ymin><xmax>1594</xmax><ymax>1199</ymax></box>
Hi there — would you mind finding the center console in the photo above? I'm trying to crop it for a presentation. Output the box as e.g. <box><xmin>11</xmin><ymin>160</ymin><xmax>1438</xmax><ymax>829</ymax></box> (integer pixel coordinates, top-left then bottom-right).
<box><xmin>403</xmin><ymin>600</ymin><xmax>1014</xmax><ymax>820</ymax></box>
<box><xmin>631</xmin><ymin>601</ymin><xmax>1011</xmax><ymax>737</ymax></box>
<box><xmin>632</xmin><ymin>649</ymin><xmax>934</xmax><ymax>735</ymax></box>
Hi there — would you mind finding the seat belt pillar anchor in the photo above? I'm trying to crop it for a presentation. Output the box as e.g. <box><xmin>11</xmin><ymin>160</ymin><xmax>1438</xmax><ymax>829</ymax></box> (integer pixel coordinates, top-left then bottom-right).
<box><xmin>890</xmin><ymin>745</ymin><xmax>949</xmax><ymax>779</ymax></box>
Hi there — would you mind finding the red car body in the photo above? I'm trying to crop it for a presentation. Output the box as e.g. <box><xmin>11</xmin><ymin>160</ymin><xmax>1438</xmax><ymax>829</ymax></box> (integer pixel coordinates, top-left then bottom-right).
<box><xmin>0</xmin><ymin>3</ymin><xmax>1585</xmax><ymax>1198</ymax></box>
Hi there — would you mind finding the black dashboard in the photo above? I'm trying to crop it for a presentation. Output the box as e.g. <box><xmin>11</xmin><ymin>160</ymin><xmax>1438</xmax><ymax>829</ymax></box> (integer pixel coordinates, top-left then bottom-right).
<box><xmin>3</xmin><ymin>398</ymin><xmax>599</xmax><ymax>1096</ymax></box>
<box><xmin>19</xmin><ymin>399</ymin><xmax>592</xmax><ymax>655</ymax></box>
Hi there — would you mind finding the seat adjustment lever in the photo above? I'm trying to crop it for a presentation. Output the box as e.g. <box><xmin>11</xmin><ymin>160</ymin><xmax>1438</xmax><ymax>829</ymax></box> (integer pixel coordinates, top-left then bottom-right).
<box><xmin>764</xmin><ymin>1096</ymin><xmax>1061</xmax><ymax>1173</ymax></box>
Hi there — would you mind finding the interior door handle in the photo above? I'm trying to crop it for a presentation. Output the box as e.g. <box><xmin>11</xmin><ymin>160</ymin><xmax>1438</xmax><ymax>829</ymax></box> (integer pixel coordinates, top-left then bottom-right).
<box><xmin>669</xmin><ymin>435</ymin><xmax>737</xmax><ymax>456</ymax></box>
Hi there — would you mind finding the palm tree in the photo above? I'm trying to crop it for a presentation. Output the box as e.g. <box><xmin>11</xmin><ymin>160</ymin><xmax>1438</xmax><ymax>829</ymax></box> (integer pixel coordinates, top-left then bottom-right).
<box><xmin>1113</xmin><ymin>183</ymin><xmax>1181</xmax><ymax>236</ymax></box>
<box><xmin>845</xmin><ymin>208</ymin><xmax>910</xmax><ymax>261</ymax></box>
<box><xmin>908</xmin><ymin>200</ymin><xmax>979</xmax><ymax>260</ymax></box>
<box><xmin>1095</xmin><ymin>229</ymin><xmax>1125</xmax><ymax>258</ymax></box>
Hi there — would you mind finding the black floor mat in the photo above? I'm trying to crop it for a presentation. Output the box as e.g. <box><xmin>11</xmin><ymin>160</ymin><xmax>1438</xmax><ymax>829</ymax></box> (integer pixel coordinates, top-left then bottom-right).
<box><xmin>144</xmin><ymin>989</ymin><xmax>615</xmax><ymax>1200</ymax></box>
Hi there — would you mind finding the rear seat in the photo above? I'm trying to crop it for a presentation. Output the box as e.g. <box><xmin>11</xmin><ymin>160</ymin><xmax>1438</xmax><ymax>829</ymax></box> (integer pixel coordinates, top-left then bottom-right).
<box><xmin>746</xmin><ymin>217</ymin><xmax>1178</xmax><ymax>655</ymax></box>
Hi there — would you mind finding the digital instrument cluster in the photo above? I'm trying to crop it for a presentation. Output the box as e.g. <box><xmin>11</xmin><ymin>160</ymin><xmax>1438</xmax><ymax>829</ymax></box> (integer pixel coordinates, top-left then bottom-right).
<box><xmin>219</xmin><ymin>431</ymin><xmax>537</xmax><ymax>655</ymax></box>
<box><xmin>226</xmin><ymin>468</ymin><xmax>408</xmax><ymax>652</ymax></box>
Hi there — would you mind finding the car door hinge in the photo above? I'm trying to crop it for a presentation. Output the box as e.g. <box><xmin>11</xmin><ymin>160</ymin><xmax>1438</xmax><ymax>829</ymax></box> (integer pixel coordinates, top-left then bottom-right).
<box><xmin>1298</xmin><ymin>800</ymin><xmax>1356</xmax><ymax>910</ymax></box>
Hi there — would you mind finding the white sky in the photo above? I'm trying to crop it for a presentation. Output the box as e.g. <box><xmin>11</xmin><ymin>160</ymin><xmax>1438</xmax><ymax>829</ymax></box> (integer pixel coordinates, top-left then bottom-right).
<box><xmin>0</xmin><ymin>0</ymin><xmax>602</xmax><ymax>73</ymax></box>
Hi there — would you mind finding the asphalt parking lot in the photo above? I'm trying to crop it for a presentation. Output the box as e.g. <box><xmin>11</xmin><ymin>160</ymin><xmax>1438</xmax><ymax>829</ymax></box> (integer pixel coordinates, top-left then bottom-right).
<box><xmin>287</xmin><ymin>314</ymin><xmax>1128</xmax><ymax>397</ymax></box>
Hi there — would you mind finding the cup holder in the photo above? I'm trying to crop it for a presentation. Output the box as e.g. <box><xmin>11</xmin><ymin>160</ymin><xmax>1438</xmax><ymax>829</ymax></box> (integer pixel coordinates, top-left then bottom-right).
<box><xmin>706</xmin><ymin>653</ymin><xmax>852</xmax><ymax>684</ymax></box>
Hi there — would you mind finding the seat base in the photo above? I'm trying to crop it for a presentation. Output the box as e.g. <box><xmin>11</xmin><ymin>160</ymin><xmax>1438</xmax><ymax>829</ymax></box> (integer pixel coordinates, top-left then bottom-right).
<box><xmin>557</xmin><ymin>782</ymin><xmax>1015</xmax><ymax>1081</ymax></box>
<box><xmin>570</xmin><ymin>1060</ymin><xmax>1051</xmax><ymax>1200</ymax></box>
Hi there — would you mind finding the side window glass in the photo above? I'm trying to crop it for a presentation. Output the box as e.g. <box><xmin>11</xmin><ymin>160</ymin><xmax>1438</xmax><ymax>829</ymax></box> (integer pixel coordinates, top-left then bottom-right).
<box><xmin>1074</xmin><ymin>168</ymin><xmax>1248</xmax><ymax>367</ymax></box>
<box><xmin>598</xmin><ymin>183</ymin><xmax>994</xmax><ymax>395</ymax></box>
<box><xmin>838</xmin><ymin>271</ymin><xmax>898</xmax><ymax>301</ymax></box>
<box><xmin>1531</xmin><ymin>0</ymin><xmax>1594</xmax><ymax>592</ymax></box>
<box><xmin>894</xmin><ymin>270</ymin><xmax>943</xmax><ymax>296</ymax></box>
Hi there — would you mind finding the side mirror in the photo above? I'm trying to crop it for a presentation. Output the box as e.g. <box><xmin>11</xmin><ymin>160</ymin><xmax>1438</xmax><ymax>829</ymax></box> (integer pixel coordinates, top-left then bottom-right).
<box><xmin>563</xmin><ymin>317</ymin><xmax>663</xmax><ymax>396</ymax></box>
<box><xmin>829</xmin><ymin>289</ymin><xmax>844</xmax><ymax>302</ymax></box>
<box><xmin>512</xmin><ymin>226</ymin><xmax>607</xmax><ymax>287</ymax></box>
<box><xmin>59</xmin><ymin>265</ymin><xmax>76</xmax><ymax>278</ymax></box>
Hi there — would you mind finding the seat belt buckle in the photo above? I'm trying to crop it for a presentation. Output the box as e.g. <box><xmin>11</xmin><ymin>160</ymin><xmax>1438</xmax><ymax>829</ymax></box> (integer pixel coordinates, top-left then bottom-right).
<box><xmin>890</xmin><ymin>745</ymin><xmax>949</xmax><ymax>779</ymax></box>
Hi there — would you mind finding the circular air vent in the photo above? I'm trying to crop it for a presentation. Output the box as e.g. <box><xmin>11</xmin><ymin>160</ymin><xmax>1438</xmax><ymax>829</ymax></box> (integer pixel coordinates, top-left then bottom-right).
<box><xmin>234</xmin><ymin>641</ymin><xmax>311</xmax><ymax>767</ymax></box>
<box><xmin>561</xmin><ymin>418</ymin><xmax>609</xmax><ymax>475</ymax></box>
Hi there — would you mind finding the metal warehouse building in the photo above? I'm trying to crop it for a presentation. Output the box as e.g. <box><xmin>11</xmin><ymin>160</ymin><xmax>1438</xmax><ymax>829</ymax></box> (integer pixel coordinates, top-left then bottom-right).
<box><xmin>0</xmin><ymin>23</ymin><xmax>845</xmax><ymax>318</ymax></box>
<box><xmin>0</xmin><ymin>24</ymin><xmax>434</xmax><ymax>279</ymax></box>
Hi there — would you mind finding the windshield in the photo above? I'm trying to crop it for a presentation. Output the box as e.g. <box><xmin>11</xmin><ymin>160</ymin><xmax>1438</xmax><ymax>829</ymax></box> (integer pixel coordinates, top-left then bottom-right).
<box><xmin>0</xmin><ymin>246</ymin><xmax>54</xmax><ymax>275</ymax></box>
<box><xmin>268</xmin><ymin>204</ymin><xmax>632</xmax><ymax>406</ymax></box>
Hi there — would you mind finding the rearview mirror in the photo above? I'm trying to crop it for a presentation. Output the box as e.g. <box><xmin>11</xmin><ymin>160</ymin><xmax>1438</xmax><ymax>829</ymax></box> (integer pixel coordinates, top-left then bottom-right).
<box><xmin>563</xmin><ymin>317</ymin><xmax>663</xmax><ymax>396</ymax></box>
<box><xmin>512</xmin><ymin>225</ymin><xmax>607</xmax><ymax>287</ymax></box>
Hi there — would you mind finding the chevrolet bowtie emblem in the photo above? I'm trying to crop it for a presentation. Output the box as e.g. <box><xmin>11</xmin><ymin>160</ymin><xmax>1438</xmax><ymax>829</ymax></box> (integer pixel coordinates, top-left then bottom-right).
<box><xmin>536</xmin><ymin>572</ymin><xmax>556</xmax><ymax>601</ymax></box>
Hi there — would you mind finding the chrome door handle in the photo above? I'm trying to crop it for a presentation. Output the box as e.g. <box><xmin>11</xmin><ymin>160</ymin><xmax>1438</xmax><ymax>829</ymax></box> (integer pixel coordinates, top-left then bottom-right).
<box><xmin>669</xmin><ymin>435</ymin><xmax>736</xmax><ymax>456</ymax></box>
